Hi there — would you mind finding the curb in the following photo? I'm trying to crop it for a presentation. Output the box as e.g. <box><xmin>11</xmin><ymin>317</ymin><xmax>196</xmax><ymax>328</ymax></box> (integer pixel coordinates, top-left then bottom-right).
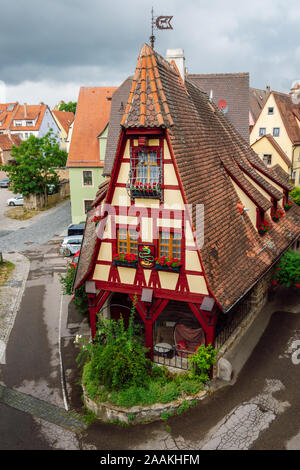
<box><xmin>0</xmin><ymin>252</ymin><xmax>30</xmax><ymax>364</ymax></box>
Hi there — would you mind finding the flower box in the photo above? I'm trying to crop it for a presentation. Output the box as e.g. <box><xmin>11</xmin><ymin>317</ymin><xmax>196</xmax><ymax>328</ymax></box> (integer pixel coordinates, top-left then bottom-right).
<box><xmin>272</xmin><ymin>210</ymin><xmax>284</xmax><ymax>223</ymax></box>
<box><xmin>154</xmin><ymin>264</ymin><xmax>181</xmax><ymax>273</ymax></box>
<box><xmin>284</xmin><ymin>202</ymin><xmax>293</xmax><ymax>211</ymax></box>
<box><xmin>113</xmin><ymin>260</ymin><xmax>138</xmax><ymax>268</ymax></box>
<box><xmin>113</xmin><ymin>253</ymin><xmax>138</xmax><ymax>268</ymax></box>
<box><xmin>258</xmin><ymin>220</ymin><xmax>272</xmax><ymax>235</ymax></box>
<box><xmin>131</xmin><ymin>183</ymin><xmax>163</xmax><ymax>200</ymax></box>
<box><xmin>154</xmin><ymin>257</ymin><xmax>182</xmax><ymax>273</ymax></box>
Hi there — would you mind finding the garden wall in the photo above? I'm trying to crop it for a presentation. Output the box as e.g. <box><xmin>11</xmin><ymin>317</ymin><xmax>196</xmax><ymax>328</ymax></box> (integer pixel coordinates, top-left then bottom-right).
<box><xmin>83</xmin><ymin>385</ymin><xmax>207</xmax><ymax>425</ymax></box>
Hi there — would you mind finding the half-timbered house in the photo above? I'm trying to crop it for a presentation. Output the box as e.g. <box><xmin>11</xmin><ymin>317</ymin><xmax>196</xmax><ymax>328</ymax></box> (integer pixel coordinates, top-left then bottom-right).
<box><xmin>74</xmin><ymin>44</ymin><xmax>300</xmax><ymax>368</ymax></box>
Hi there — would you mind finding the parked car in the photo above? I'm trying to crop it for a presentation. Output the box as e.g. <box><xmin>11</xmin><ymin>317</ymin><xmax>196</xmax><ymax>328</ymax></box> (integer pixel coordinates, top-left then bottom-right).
<box><xmin>70</xmin><ymin>250</ymin><xmax>80</xmax><ymax>269</ymax></box>
<box><xmin>59</xmin><ymin>235</ymin><xmax>83</xmax><ymax>257</ymax></box>
<box><xmin>0</xmin><ymin>178</ymin><xmax>10</xmax><ymax>188</ymax></box>
<box><xmin>67</xmin><ymin>223</ymin><xmax>85</xmax><ymax>237</ymax></box>
<box><xmin>7</xmin><ymin>195</ymin><xmax>24</xmax><ymax>206</ymax></box>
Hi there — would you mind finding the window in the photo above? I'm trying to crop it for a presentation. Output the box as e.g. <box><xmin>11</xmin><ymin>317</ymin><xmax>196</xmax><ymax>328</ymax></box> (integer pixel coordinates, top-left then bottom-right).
<box><xmin>159</xmin><ymin>231</ymin><xmax>182</xmax><ymax>260</ymax></box>
<box><xmin>15</xmin><ymin>121</ymin><xmax>22</xmax><ymax>126</ymax></box>
<box><xmin>268</xmin><ymin>107</ymin><xmax>274</xmax><ymax>115</ymax></box>
<box><xmin>26</xmin><ymin>121</ymin><xmax>33</xmax><ymax>126</ymax></box>
<box><xmin>273</xmin><ymin>127</ymin><xmax>280</xmax><ymax>137</ymax></box>
<box><xmin>259</xmin><ymin>128</ymin><xmax>266</xmax><ymax>136</ymax></box>
<box><xmin>117</xmin><ymin>228</ymin><xmax>138</xmax><ymax>255</ymax></box>
<box><xmin>83</xmin><ymin>170</ymin><xmax>93</xmax><ymax>186</ymax></box>
<box><xmin>136</xmin><ymin>150</ymin><xmax>160</xmax><ymax>185</ymax></box>
<box><xmin>263</xmin><ymin>154</ymin><xmax>272</xmax><ymax>166</ymax></box>
<box><xmin>84</xmin><ymin>200</ymin><xmax>93</xmax><ymax>213</ymax></box>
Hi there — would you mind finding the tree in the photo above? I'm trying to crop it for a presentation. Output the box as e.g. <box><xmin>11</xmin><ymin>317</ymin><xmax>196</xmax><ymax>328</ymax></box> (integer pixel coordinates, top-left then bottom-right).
<box><xmin>1</xmin><ymin>132</ymin><xmax>67</xmax><ymax>207</ymax></box>
<box><xmin>59</xmin><ymin>101</ymin><xmax>77</xmax><ymax>114</ymax></box>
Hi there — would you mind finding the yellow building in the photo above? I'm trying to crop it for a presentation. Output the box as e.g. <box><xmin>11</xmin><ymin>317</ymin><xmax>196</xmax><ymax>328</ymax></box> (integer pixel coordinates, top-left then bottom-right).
<box><xmin>251</xmin><ymin>134</ymin><xmax>291</xmax><ymax>174</ymax></box>
<box><xmin>250</xmin><ymin>91</ymin><xmax>300</xmax><ymax>185</ymax></box>
<box><xmin>52</xmin><ymin>110</ymin><xmax>74</xmax><ymax>151</ymax></box>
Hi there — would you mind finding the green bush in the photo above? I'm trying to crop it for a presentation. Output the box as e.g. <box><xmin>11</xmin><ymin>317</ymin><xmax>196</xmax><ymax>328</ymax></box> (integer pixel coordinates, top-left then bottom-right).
<box><xmin>59</xmin><ymin>264</ymin><xmax>89</xmax><ymax>314</ymax></box>
<box><xmin>188</xmin><ymin>344</ymin><xmax>218</xmax><ymax>383</ymax></box>
<box><xmin>274</xmin><ymin>250</ymin><xmax>300</xmax><ymax>288</ymax></box>
<box><xmin>290</xmin><ymin>187</ymin><xmax>300</xmax><ymax>206</ymax></box>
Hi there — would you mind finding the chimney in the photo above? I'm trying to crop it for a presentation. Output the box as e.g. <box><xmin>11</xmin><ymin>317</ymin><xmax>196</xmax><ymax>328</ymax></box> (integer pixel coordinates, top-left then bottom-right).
<box><xmin>290</xmin><ymin>80</ymin><xmax>300</xmax><ymax>104</ymax></box>
<box><xmin>266</xmin><ymin>85</ymin><xmax>271</xmax><ymax>95</ymax></box>
<box><xmin>24</xmin><ymin>103</ymin><xmax>27</xmax><ymax>118</ymax></box>
<box><xmin>165</xmin><ymin>49</ymin><xmax>186</xmax><ymax>81</ymax></box>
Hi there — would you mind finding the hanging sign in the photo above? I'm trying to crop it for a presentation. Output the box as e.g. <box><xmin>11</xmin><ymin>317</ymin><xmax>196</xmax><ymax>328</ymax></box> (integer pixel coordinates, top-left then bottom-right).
<box><xmin>138</xmin><ymin>244</ymin><xmax>155</xmax><ymax>268</ymax></box>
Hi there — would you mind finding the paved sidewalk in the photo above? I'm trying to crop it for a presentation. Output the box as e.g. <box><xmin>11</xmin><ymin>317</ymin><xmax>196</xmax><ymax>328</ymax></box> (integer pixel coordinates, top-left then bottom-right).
<box><xmin>0</xmin><ymin>252</ymin><xmax>30</xmax><ymax>364</ymax></box>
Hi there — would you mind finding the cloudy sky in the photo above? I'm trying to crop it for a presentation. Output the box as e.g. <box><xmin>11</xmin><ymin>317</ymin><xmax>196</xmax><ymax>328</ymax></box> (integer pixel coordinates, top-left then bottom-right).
<box><xmin>1</xmin><ymin>0</ymin><xmax>300</xmax><ymax>107</ymax></box>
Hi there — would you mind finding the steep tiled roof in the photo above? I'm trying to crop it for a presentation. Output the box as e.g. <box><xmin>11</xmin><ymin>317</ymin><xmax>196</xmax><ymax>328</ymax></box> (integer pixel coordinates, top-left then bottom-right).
<box><xmin>189</xmin><ymin>73</ymin><xmax>250</xmax><ymax>142</ymax></box>
<box><xmin>249</xmin><ymin>87</ymin><xmax>270</xmax><ymax>123</ymax></box>
<box><xmin>103</xmin><ymin>77</ymin><xmax>133</xmax><ymax>176</ymax></box>
<box><xmin>67</xmin><ymin>87</ymin><xmax>117</xmax><ymax>168</ymax></box>
<box><xmin>0</xmin><ymin>134</ymin><xmax>22</xmax><ymax>150</ymax></box>
<box><xmin>272</xmin><ymin>92</ymin><xmax>300</xmax><ymax>145</ymax></box>
<box><xmin>0</xmin><ymin>103</ymin><xmax>49</xmax><ymax>131</ymax></box>
<box><xmin>75</xmin><ymin>44</ymin><xmax>300</xmax><ymax>311</ymax></box>
<box><xmin>52</xmin><ymin>110</ymin><xmax>75</xmax><ymax>134</ymax></box>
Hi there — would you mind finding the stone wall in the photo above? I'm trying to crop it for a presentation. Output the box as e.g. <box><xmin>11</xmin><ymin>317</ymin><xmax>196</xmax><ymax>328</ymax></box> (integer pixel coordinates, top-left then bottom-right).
<box><xmin>83</xmin><ymin>385</ymin><xmax>207</xmax><ymax>425</ymax></box>
<box><xmin>24</xmin><ymin>180</ymin><xmax>70</xmax><ymax>210</ymax></box>
<box><xmin>214</xmin><ymin>268</ymin><xmax>275</xmax><ymax>381</ymax></box>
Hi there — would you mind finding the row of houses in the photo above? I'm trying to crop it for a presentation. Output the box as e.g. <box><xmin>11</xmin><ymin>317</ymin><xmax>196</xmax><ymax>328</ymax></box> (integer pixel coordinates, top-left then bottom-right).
<box><xmin>66</xmin><ymin>49</ymin><xmax>300</xmax><ymax>225</ymax></box>
<box><xmin>0</xmin><ymin>102</ymin><xmax>74</xmax><ymax>165</ymax></box>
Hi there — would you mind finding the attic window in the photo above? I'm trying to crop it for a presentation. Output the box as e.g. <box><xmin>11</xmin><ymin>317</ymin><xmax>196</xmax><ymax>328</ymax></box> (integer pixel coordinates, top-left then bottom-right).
<box><xmin>268</xmin><ymin>107</ymin><xmax>274</xmax><ymax>115</ymax></box>
<box><xmin>259</xmin><ymin>128</ymin><xmax>266</xmax><ymax>136</ymax></box>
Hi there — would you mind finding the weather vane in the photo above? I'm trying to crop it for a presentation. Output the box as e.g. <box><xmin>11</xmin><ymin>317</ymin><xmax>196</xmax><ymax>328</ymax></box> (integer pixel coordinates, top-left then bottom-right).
<box><xmin>150</xmin><ymin>7</ymin><xmax>173</xmax><ymax>49</ymax></box>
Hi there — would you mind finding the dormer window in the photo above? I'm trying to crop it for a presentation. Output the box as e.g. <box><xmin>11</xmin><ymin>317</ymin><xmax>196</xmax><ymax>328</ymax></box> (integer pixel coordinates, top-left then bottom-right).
<box><xmin>129</xmin><ymin>138</ymin><xmax>162</xmax><ymax>199</ymax></box>
<box><xmin>15</xmin><ymin>121</ymin><xmax>22</xmax><ymax>127</ymax></box>
<box><xmin>26</xmin><ymin>121</ymin><xmax>33</xmax><ymax>126</ymax></box>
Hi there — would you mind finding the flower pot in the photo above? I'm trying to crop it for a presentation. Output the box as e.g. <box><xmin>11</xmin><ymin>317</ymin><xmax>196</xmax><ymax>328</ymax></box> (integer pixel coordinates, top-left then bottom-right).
<box><xmin>131</xmin><ymin>189</ymin><xmax>161</xmax><ymax>199</ymax></box>
<box><xmin>258</xmin><ymin>229</ymin><xmax>267</xmax><ymax>236</ymax></box>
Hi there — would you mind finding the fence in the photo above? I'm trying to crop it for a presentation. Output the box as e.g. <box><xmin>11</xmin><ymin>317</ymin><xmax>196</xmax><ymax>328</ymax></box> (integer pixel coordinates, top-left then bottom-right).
<box><xmin>153</xmin><ymin>344</ymin><xmax>194</xmax><ymax>370</ymax></box>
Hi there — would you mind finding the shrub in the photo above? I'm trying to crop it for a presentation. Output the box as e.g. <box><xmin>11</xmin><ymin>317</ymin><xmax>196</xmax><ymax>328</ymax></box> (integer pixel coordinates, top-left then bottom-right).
<box><xmin>59</xmin><ymin>264</ymin><xmax>89</xmax><ymax>314</ymax></box>
<box><xmin>290</xmin><ymin>187</ymin><xmax>300</xmax><ymax>206</ymax></box>
<box><xmin>188</xmin><ymin>344</ymin><xmax>218</xmax><ymax>383</ymax></box>
<box><xmin>274</xmin><ymin>250</ymin><xmax>300</xmax><ymax>288</ymax></box>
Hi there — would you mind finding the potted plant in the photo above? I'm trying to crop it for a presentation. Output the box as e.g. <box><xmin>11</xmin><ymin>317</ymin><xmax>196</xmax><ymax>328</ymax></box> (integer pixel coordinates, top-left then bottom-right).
<box><xmin>113</xmin><ymin>253</ymin><xmax>138</xmax><ymax>268</ymax></box>
<box><xmin>154</xmin><ymin>256</ymin><xmax>182</xmax><ymax>272</ymax></box>
<box><xmin>284</xmin><ymin>201</ymin><xmax>293</xmax><ymax>211</ymax></box>
<box><xmin>91</xmin><ymin>215</ymin><xmax>101</xmax><ymax>226</ymax></box>
<box><xmin>272</xmin><ymin>209</ymin><xmax>284</xmax><ymax>222</ymax></box>
<box><xmin>258</xmin><ymin>220</ymin><xmax>272</xmax><ymax>235</ymax></box>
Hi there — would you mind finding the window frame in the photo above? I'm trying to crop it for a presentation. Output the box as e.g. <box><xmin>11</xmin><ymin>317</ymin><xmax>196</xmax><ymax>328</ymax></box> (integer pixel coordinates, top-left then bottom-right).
<box><xmin>83</xmin><ymin>199</ymin><xmax>93</xmax><ymax>214</ymax></box>
<box><xmin>116</xmin><ymin>227</ymin><xmax>138</xmax><ymax>255</ymax></box>
<box><xmin>262</xmin><ymin>154</ymin><xmax>272</xmax><ymax>166</ymax></box>
<box><xmin>273</xmin><ymin>127</ymin><xmax>280</xmax><ymax>137</ymax></box>
<box><xmin>158</xmin><ymin>230</ymin><xmax>182</xmax><ymax>261</ymax></box>
<box><xmin>259</xmin><ymin>127</ymin><xmax>266</xmax><ymax>137</ymax></box>
<box><xmin>82</xmin><ymin>170</ymin><xmax>93</xmax><ymax>186</ymax></box>
<box><xmin>268</xmin><ymin>107</ymin><xmax>274</xmax><ymax>115</ymax></box>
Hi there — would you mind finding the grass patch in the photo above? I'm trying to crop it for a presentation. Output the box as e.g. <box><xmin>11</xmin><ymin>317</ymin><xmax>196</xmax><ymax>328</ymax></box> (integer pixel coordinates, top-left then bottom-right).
<box><xmin>0</xmin><ymin>261</ymin><xmax>15</xmax><ymax>287</ymax></box>
<box><xmin>5</xmin><ymin>207</ymin><xmax>39</xmax><ymax>220</ymax></box>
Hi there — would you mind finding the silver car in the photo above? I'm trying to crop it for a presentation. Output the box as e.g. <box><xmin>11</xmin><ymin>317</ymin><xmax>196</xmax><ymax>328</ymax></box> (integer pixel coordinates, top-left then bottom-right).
<box><xmin>59</xmin><ymin>235</ymin><xmax>83</xmax><ymax>257</ymax></box>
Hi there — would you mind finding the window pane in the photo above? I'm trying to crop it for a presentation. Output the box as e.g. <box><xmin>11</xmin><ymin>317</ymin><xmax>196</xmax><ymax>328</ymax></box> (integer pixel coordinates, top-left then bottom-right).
<box><xmin>150</xmin><ymin>165</ymin><xmax>160</xmax><ymax>184</ymax></box>
<box><xmin>149</xmin><ymin>151</ymin><xmax>157</xmax><ymax>163</ymax></box>
<box><xmin>119</xmin><ymin>229</ymin><xmax>127</xmax><ymax>240</ymax></box>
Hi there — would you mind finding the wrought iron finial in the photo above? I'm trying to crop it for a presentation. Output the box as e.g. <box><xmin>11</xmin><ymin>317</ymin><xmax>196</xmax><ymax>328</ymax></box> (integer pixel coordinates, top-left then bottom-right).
<box><xmin>150</xmin><ymin>7</ymin><xmax>173</xmax><ymax>49</ymax></box>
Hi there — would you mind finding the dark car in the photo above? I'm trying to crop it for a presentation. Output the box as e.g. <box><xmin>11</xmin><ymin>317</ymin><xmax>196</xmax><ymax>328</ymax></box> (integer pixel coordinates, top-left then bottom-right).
<box><xmin>0</xmin><ymin>178</ymin><xmax>10</xmax><ymax>188</ymax></box>
<box><xmin>67</xmin><ymin>223</ymin><xmax>85</xmax><ymax>237</ymax></box>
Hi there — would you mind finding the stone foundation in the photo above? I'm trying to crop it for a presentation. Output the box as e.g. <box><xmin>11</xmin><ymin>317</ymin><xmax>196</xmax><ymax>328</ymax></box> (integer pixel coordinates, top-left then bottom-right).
<box><xmin>83</xmin><ymin>385</ymin><xmax>207</xmax><ymax>425</ymax></box>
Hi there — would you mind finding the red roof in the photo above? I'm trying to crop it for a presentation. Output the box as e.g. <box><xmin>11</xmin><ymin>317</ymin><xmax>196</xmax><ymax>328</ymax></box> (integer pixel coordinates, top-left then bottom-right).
<box><xmin>52</xmin><ymin>110</ymin><xmax>75</xmax><ymax>134</ymax></box>
<box><xmin>0</xmin><ymin>103</ymin><xmax>48</xmax><ymax>131</ymax></box>
<box><xmin>0</xmin><ymin>134</ymin><xmax>22</xmax><ymax>150</ymax></box>
<box><xmin>67</xmin><ymin>87</ymin><xmax>117</xmax><ymax>168</ymax></box>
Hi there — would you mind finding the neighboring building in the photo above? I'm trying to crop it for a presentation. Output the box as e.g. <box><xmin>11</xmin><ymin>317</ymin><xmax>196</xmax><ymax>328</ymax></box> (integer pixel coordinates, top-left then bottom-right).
<box><xmin>67</xmin><ymin>86</ymin><xmax>117</xmax><ymax>224</ymax></box>
<box><xmin>249</xmin><ymin>87</ymin><xmax>270</xmax><ymax>131</ymax></box>
<box><xmin>251</xmin><ymin>134</ymin><xmax>291</xmax><ymax>174</ymax></box>
<box><xmin>74</xmin><ymin>44</ymin><xmax>300</xmax><ymax>368</ymax></box>
<box><xmin>250</xmin><ymin>90</ymin><xmax>300</xmax><ymax>185</ymax></box>
<box><xmin>0</xmin><ymin>102</ymin><xmax>60</xmax><ymax>141</ymax></box>
<box><xmin>188</xmin><ymin>71</ymin><xmax>250</xmax><ymax>142</ymax></box>
<box><xmin>0</xmin><ymin>134</ymin><xmax>22</xmax><ymax>165</ymax></box>
<box><xmin>52</xmin><ymin>110</ymin><xmax>75</xmax><ymax>151</ymax></box>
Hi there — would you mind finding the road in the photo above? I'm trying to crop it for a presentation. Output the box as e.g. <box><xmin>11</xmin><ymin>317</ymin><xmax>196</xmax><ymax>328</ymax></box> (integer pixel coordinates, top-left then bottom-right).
<box><xmin>0</xmin><ymin>233</ymin><xmax>299</xmax><ymax>450</ymax></box>
<box><xmin>0</xmin><ymin>198</ymin><xmax>71</xmax><ymax>252</ymax></box>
